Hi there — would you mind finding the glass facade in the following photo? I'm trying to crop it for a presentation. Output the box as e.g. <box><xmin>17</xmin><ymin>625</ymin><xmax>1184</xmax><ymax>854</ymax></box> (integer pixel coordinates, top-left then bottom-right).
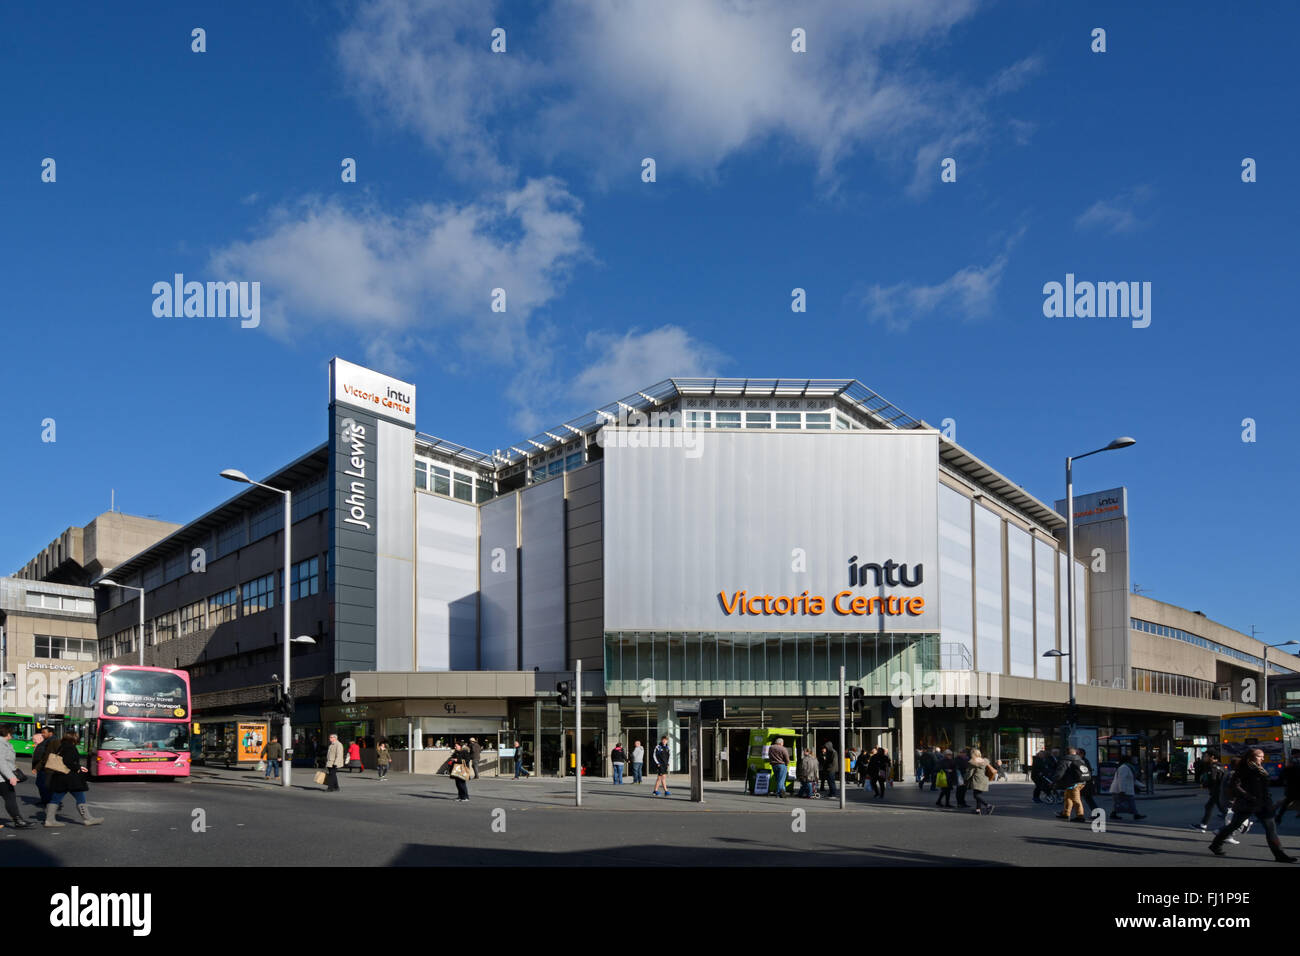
<box><xmin>973</xmin><ymin>505</ymin><xmax>1003</xmax><ymax>673</ymax></box>
<box><xmin>603</xmin><ymin>631</ymin><xmax>940</xmax><ymax>698</ymax></box>
<box><xmin>1007</xmin><ymin>525</ymin><xmax>1034</xmax><ymax>678</ymax></box>
<box><xmin>938</xmin><ymin>484</ymin><xmax>973</xmax><ymax>667</ymax></box>
<box><xmin>1034</xmin><ymin>539</ymin><xmax>1057</xmax><ymax>680</ymax></box>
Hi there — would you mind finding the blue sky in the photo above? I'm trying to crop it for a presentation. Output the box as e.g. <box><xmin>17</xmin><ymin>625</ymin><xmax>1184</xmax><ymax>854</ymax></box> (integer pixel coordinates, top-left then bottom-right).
<box><xmin>2</xmin><ymin>1</ymin><xmax>1297</xmax><ymax>646</ymax></box>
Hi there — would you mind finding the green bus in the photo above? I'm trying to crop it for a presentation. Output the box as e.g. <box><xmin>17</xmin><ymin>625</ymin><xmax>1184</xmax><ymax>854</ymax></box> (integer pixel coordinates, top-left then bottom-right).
<box><xmin>0</xmin><ymin>712</ymin><xmax>38</xmax><ymax>757</ymax></box>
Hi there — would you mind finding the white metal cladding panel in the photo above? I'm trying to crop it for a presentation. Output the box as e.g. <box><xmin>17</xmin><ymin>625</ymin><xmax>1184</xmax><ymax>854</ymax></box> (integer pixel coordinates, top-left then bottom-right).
<box><xmin>415</xmin><ymin>493</ymin><xmax>478</xmax><ymax>671</ymax></box>
<box><xmin>479</xmin><ymin>495</ymin><xmax>519</xmax><ymax>670</ymax></box>
<box><xmin>520</xmin><ymin>478</ymin><xmax>566</xmax><ymax>670</ymax></box>
<box><xmin>973</xmin><ymin>505</ymin><xmax>1004</xmax><ymax>672</ymax></box>
<box><xmin>1034</xmin><ymin>539</ymin><xmax>1058</xmax><ymax>679</ymax></box>
<box><xmin>1075</xmin><ymin>562</ymin><xmax>1089</xmax><ymax>682</ymax></box>
<box><xmin>1007</xmin><ymin>524</ymin><xmax>1034</xmax><ymax>678</ymax></box>
<box><xmin>938</xmin><ymin>483</ymin><xmax>973</xmax><ymax>660</ymax></box>
<box><xmin>376</xmin><ymin>420</ymin><xmax>416</xmax><ymax>670</ymax></box>
<box><xmin>603</xmin><ymin>430</ymin><xmax>939</xmax><ymax>633</ymax></box>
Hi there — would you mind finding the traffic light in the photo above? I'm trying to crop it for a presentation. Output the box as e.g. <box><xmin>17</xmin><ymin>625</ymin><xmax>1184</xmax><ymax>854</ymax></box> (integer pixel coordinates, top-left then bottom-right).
<box><xmin>271</xmin><ymin>684</ymin><xmax>284</xmax><ymax>714</ymax></box>
<box><xmin>850</xmin><ymin>686</ymin><xmax>866</xmax><ymax>714</ymax></box>
<box><xmin>557</xmin><ymin>680</ymin><xmax>571</xmax><ymax>707</ymax></box>
<box><xmin>282</xmin><ymin>692</ymin><xmax>295</xmax><ymax>718</ymax></box>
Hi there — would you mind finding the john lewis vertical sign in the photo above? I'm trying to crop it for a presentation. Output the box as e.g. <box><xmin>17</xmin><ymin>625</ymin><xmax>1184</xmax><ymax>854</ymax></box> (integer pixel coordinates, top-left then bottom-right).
<box><xmin>328</xmin><ymin>358</ymin><xmax>417</xmax><ymax>673</ymax></box>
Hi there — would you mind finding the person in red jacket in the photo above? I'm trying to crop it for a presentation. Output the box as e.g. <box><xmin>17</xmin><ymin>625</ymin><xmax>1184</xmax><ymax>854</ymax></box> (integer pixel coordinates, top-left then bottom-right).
<box><xmin>347</xmin><ymin>739</ymin><xmax>363</xmax><ymax>775</ymax></box>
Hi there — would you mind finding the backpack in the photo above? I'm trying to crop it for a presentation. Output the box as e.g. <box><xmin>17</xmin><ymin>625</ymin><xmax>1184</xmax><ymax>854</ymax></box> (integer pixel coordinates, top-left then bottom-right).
<box><xmin>1075</xmin><ymin>760</ymin><xmax>1091</xmax><ymax>781</ymax></box>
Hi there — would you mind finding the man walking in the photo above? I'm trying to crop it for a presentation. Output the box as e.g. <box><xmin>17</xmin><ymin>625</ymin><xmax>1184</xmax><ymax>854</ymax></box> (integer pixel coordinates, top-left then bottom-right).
<box><xmin>261</xmin><ymin>736</ymin><xmax>283</xmax><ymax>780</ymax></box>
<box><xmin>468</xmin><ymin>737</ymin><xmax>482</xmax><ymax>780</ymax></box>
<box><xmin>1077</xmin><ymin>747</ymin><xmax>1099</xmax><ymax>814</ymax></box>
<box><xmin>610</xmin><ymin>740</ymin><xmax>627</xmax><ymax>784</ymax></box>
<box><xmin>651</xmin><ymin>735</ymin><xmax>672</xmax><ymax>797</ymax></box>
<box><xmin>1210</xmin><ymin>748</ymin><xmax>1296</xmax><ymax>862</ymax></box>
<box><xmin>324</xmin><ymin>733</ymin><xmax>344</xmax><ymax>791</ymax></box>
<box><xmin>31</xmin><ymin>725</ymin><xmax>55</xmax><ymax>809</ymax></box>
<box><xmin>512</xmin><ymin>739</ymin><xmax>528</xmax><ymax>779</ymax></box>
<box><xmin>954</xmin><ymin>748</ymin><xmax>971</xmax><ymax>807</ymax></box>
<box><xmin>1052</xmin><ymin>747</ymin><xmax>1090</xmax><ymax>822</ymax></box>
<box><xmin>1108</xmin><ymin>754</ymin><xmax>1145</xmax><ymax>820</ymax></box>
<box><xmin>0</xmin><ymin>724</ymin><xmax>34</xmax><ymax>829</ymax></box>
<box><xmin>797</xmin><ymin>748</ymin><xmax>818</xmax><ymax>798</ymax></box>
<box><xmin>631</xmin><ymin>740</ymin><xmax>645</xmax><ymax>784</ymax></box>
<box><xmin>767</xmin><ymin>737</ymin><xmax>791</xmax><ymax>798</ymax></box>
<box><xmin>1193</xmin><ymin>753</ymin><xmax>1228</xmax><ymax>832</ymax></box>
<box><xmin>819</xmin><ymin>740</ymin><xmax>838</xmax><ymax>799</ymax></box>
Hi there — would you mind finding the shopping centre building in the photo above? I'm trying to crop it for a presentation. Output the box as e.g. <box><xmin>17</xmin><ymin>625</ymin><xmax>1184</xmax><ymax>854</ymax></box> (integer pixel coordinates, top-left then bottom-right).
<box><xmin>71</xmin><ymin>359</ymin><xmax>1294</xmax><ymax>779</ymax></box>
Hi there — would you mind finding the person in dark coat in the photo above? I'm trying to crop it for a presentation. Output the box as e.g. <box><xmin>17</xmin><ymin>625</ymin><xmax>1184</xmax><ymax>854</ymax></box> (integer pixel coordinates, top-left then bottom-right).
<box><xmin>857</xmin><ymin>748</ymin><xmax>874</xmax><ymax>788</ymax></box>
<box><xmin>819</xmin><ymin>741</ymin><xmax>838</xmax><ymax>799</ymax></box>
<box><xmin>1275</xmin><ymin>753</ymin><xmax>1300</xmax><ymax>823</ymax></box>
<box><xmin>1210</xmin><ymin>748</ymin><xmax>1295</xmax><ymax>862</ymax></box>
<box><xmin>867</xmin><ymin>747</ymin><xmax>891</xmax><ymax>799</ymax></box>
<box><xmin>468</xmin><ymin>737</ymin><xmax>482</xmax><ymax>780</ymax></box>
<box><xmin>919</xmin><ymin>747</ymin><xmax>937</xmax><ymax>789</ymax></box>
<box><xmin>44</xmin><ymin>732</ymin><xmax>102</xmax><ymax>827</ymax></box>
<box><xmin>30</xmin><ymin>725</ymin><xmax>56</xmax><ymax>808</ymax></box>
<box><xmin>935</xmin><ymin>749</ymin><xmax>956</xmax><ymax>807</ymax></box>
<box><xmin>450</xmin><ymin>742</ymin><xmax>472</xmax><ymax>802</ymax></box>
<box><xmin>954</xmin><ymin>749</ymin><xmax>971</xmax><ymax>807</ymax></box>
<box><xmin>1194</xmin><ymin>753</ymin><xmax>1228</xmax><ymax>831</ymax></box>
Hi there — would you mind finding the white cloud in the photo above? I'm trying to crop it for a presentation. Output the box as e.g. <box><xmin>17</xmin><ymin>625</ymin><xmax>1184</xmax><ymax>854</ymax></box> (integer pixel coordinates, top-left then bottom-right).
<box><xmin>208</xmin><ymin>177</ymin><xmax>587</xmax><ymax>393</ymax></box>
<box><xmin>338</xmin><ymin>0</ymin><xmax>1035</xmax><ymax>191</ymax></box>
<box><xmin>854</xmin><ymin>252</ymin><xmax>1010</xmax><ymax>332</ymax></box>
<box><xmin>1076</xmin><ymin>185</ymin><xmax>1153</xmax><ymax>234</ymax></box>
<box><xmin>569</xmin><ymin>326</ymin><xmax>727</xmax><ymax>410</ymax></box>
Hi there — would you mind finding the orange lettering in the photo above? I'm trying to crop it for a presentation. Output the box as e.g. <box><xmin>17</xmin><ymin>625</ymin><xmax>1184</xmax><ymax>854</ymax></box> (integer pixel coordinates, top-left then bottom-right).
<box><xmin>833</xmin><ymin>591</ymin><xmax>853</xmax><ymax>614</ymax></box>
<box><xmin>809</xmin><ymin>596</ymin><xmax>826</xmax><ymax>614</ymax></box>
<box><xmin>747</xmin><ymin>596</ymin><xmax>764</xmax><ymax>615</ymax></box>
<box><xmin>720</xmin><ymin>591</ymin><xmax>741</xmax><ymax>614</ymax></box>
<box><xmin>906</xmin><ymin>596</ymin><xmax>925</xmax><ymax>615</ymax></box>
<box><xmin>850</xmin><ymin>595</ymin><xmax>868</xmax><ymax>614</ymax></box>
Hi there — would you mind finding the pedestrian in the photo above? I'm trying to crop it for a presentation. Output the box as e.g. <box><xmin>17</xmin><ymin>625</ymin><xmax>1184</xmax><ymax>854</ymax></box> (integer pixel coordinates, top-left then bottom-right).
<box><xmin>820</xmin><ymin>739</ymin><xmax>838</xmax><ymax>799</ymax></box>
<box><xmin>965</xmin><ymin>748</ymin><xmax>994</xmax><ymax>815</ymax></box>
<box><xmin>261</xmin><ymin>736</ymin><xmax>284</xmax><ymax>780</ymax></box>
<box><xmin>43</xmin><ymin>731</ymin><xmax>102</xmax><ymax>827</ymax></box>
<box><xmin>1193</xmin><ymin>753</ymin><xmax>1228</xmax><ymax>832</ymax></box>
<box><xmin>765</xmin><ymin>737</ymin><xmax>790</xmax><ymax>799</ymax></box>
<box><xmin>856</xmin><ymin>748</ymin><xmax>873</xmax><ymax>788</ymax></box>
<box><xmin>1030</xmin><ymin>747</ymin><xmax>1051</xmax><ymax>803</ymax></box>
<box><xmin>1108</xmin><ymin>754</ymin><xmax>1145</xmax><ymax>820</ymax></box>
<box><xmin>652</xmin><ymin>735</ymin><xmax>673</xmax><ymax>797</ymax></box>
<box><xmin>512</xmin><ymin>739</ymin><xmax>528</xmax><ymax>779</ymax></box>
<box><xmin>347</xmin><ymin>738</ymin><xmax>363</xmax><ymax>775</ymax></box>
<box><xmin>1218</xmin><ymin>757</ymin><xmax>1254</xmax><ymax>841</ymax></box>
<box><xmin>921</xmin><ymin>747</ymin><xmax>939</xmax><ymax>790</ymax></box>
<box><xmin>631</xmin><ymin>740</ymin><xmax>645</xmax><ymax>784</ymax></box>
<box><xmin>449</xmin><ymin>742</ymin><xmax>472</xmax><ymax>801</ymax></box>
<box><xmin>1210</xmin><ymin>748</ymin><xmax>1296</xmax><ymax>862</ymax></box>
<box><xmin>610</xmin><ymin>741</ymin><xmax>627</xmax><ymax>784</ymax></box>
<box><xmin>1052</xmin><ymin>747</ymin><xmax>1091</xmax><ymax>822</ymax></box>
<box><xmin>954</xmin><ymin>748</ymin><xmax>971</xmax><ymax>807</ymax></box>
<box><xmin>797</xmin><ymin>748</ymin><xmax>818</xmax><ymax>798</ymax></box>
<box><xmin>868</xmin><ymin>747</ymin><xmax>891</xmax><ymax>799</ymax></box>
<box><xmin>914</xmin><ymin>748</ymin><xmax>925</xmax><ymax>785</ymax></box>
<box><xmin>468</xmin><ymin>737</ymin><xmax>482</xmax><ymax>780</ymax></box>
<box><xmin>1275</xmin><ymin>753</ymin><xmax>1300</xmax><ymax>823</ymax></box>
<box><xmin>1077</xmin><ymin>748</ymin><xmax>1098</xmax><ymax>814</ymax></box>
<box><xmin>0</xmin><ymin>724</ymin><xmax>34</xmax><ymax>829</ymax></box>
<box><xmin>324</xmin><ymin>733</ymin><xmax>344</xmax><ymax>791</ymax></box>
<box><xmin>376</xmin><ymin>739</ymin><xmax>391</xmax><ymax>781</ymax></box>
<box><xmin>935</xmin><ymin>749</ymin><xmax>955</xmax><ymax>808</ymax></box>
<box><xmin>30</xmin><ymin>725</ymin><xmax>55</xmax><ymax>809</ymax></box>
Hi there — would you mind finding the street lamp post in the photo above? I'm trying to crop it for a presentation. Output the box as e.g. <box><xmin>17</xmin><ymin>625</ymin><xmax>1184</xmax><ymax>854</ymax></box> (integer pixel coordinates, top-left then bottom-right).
<box><xmin>1263</xmin><ymin>641</ymin><xmax>1300</xmax><ymax>711</ymax></box>
<box><xmin>98</xmin><ymin>578</ymin><xmax>145</xmax><ymax>666</ymax></box>
<box><xmin>222</xmin><ymin>468</ymin><xmax>294</xmax><ymax>789</ymax></box>
<box><xmin>1057</xmin><ymin>437</ymin><xmax>1136</xmax><ymax>744</ymax></box>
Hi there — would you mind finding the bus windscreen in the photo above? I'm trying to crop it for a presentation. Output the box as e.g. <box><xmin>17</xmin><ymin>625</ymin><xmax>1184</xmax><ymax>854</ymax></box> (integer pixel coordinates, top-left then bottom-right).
<box><xmin>103</xmin><ymin>669</ymin><xmax>189</xmax><ymax>719</ymax></box>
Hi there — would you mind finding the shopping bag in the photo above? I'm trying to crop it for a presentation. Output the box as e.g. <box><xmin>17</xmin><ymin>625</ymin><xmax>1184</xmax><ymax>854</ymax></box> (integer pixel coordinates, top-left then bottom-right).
<box><xmin>935</xmin><ymin>770</ymin><xmax>947</xmax><ymax>789</ymax></box>
<box><xmin>256</xmin><ymin>760</ymin><xmax>266</xmax><ymax>772</ymax></box>
<box><xmin>314</xmin><ymin>771</ymin><xmax>327</xmax><ymax>785</ymax></box>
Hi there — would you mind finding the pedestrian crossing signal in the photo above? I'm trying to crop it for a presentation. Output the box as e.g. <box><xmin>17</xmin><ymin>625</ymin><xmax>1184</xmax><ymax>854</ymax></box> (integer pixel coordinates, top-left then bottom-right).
<box><xmin>557</xmin><ymin>680</ymin><xmax>572</xmax><ymax>707</ymax></box>
<box><xmin>848</xmin><ymin>686</ymin><xmax>865</xmax><ymax>714</ymax></box>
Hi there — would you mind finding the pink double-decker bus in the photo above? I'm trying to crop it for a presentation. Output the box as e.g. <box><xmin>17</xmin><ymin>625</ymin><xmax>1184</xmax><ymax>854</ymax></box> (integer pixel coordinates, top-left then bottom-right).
<box><xmin>66</xmin><ymin>665</ymin><xmax>192</xmax><ymax>778</ymax></box>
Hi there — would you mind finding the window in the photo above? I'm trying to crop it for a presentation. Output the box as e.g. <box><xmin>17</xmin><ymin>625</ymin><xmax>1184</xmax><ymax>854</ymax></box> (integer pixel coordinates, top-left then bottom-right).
<box><xmin>565</xmin><ymin>451</ymin><xmax>584</xmax><ymax>471</ymax></box>
<box><xmin>546</xmin><ymin>460</ymin><xmax>563</xmax><ymax>478</ymax></box>
<box><xmin>745</xmin><ymin>412</ymin><xmax>771</xmax><ymax>428</ymax></box>
<box><xmin>836</xmin><ymin>416</ymin><xmax>852</xmax><ymax>429</ymax></box>
<box><xmin>242</xmin><ymin>574</ymin><xmax>276</xmax><ymax>616</ymax></box>
<box><xmin>775</xmin><ymin>412</ymin><xmax>801</xmax><ymax>429</ymax></box>
<box><xmin>179</xmin><ymin>600</ymin><xmax>207</xmax><ymax>636</ymax></box>
<box><xmin>476</xmin><ymin>479</ymin><xmax>494</xmax><ymax>503</ymax></box>
<box><xmin>805</xmin><ymin>412</ymin><xmax>831</xmax><ymax>430</ymax></box>
<box><xmin>153</xmin><ymin>610</ymin><xmax>176</xmax><ymax>644</ymax></box>
<box><xmin>24</xmin><ymin>591</ymin><xmax>94</xmax><ymax>613</ymax></box>
<box><xmin>209</xmin><ymin>587</ymin><xmax>238</xmax><ymax>625</ymax></box>
<box><xmin>429</xmin><ymin>465</ymin><xmax>451</xmax><ymax>495</ymax></box>
<box><xmin>531</xmin><ymin>467</ymin><xmax>548</xmax><ymax>482</ymax></box>
<box><xmin>454</xmin><ymin>473</ymin><xmax>475</xmax><ymax>500</ymax></box>
<box><xmin>291</xmin><ymin>557</ymin><xmax>320</xmax><ymax>600</ymax></box>
<box><xmin>686</xmin><ymin>410</ymin><xmax>712</xmax><ymax>429</ymax></box>
<box><xmin>414</xmin><ymin>460</ymin><xmax>428</xmax><ymax>490</ymax></box>
<box><xmin>715</xmin><ymin>412</ymin><xmax>741</xmax><ymax>429</ymax></box>
<box><xmin>34</xmin><ymin>636</ymin><xmax>97</xmax><ymax>661</ymax></box>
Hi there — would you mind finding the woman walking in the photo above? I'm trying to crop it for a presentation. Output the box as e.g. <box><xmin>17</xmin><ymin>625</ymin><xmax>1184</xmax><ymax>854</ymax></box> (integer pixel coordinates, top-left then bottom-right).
<box><xmin>44</xmin><ymin>731</ymin><xmax>102</xmax><ymax>827</ymax></box>
<box><xmin>376</xmin><ymin>739</ymin><xmax>391</xmax><ymax>781</ymax></box>
<box><xmin>347</xmin><ymin>739</ymin><xmax>363</xmax><ymax>775</ymax></box>
<box><xmin>965</xmin><ymin>748</ymin><xmax>994</xmax><ymax>815</ymax></box>
<box><xmin>857</xmin><ymin>747</ymin><xmax>874</xmax><ymax>789</ymax></box>
<box><xmin>449</xmin><ymin>742</ymin><xmax>472</xmax><ymax>802</ymax></box>
<box><xmin>935</xmin><ymin>749</ymin><xmax>956</xmax><ymax>807</ymax></box>
<box><xmin>868</xmin><ymin>747</ymin><xmax>892</xmax><ymax>799</ymax></box>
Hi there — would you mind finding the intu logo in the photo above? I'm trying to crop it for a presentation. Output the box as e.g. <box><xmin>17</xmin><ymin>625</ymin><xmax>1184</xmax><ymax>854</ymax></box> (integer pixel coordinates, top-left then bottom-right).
<box><xmin>847</xmin><ymin>556</ymin><xmax>923</xmax><ymax>588</ymax></box>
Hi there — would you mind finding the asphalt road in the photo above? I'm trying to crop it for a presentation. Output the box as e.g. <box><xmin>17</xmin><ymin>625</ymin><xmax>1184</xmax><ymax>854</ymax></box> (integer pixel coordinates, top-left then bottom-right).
<box><xmin>3</xmin><ymin>768</ymin><xmax>1296</xmax><ymax>867</ymax></box>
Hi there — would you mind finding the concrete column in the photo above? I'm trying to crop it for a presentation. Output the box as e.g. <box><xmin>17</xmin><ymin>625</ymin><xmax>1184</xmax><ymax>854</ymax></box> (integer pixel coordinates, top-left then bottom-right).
<box><xmin>899</xmin><ymin>697</ymin><xmax>916</xmax><ymax>782</ymax></box>
<box><xmin>656</xmin><ymin>698</ymin><xmax>679</xmax><ymax>771</ymax></box>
